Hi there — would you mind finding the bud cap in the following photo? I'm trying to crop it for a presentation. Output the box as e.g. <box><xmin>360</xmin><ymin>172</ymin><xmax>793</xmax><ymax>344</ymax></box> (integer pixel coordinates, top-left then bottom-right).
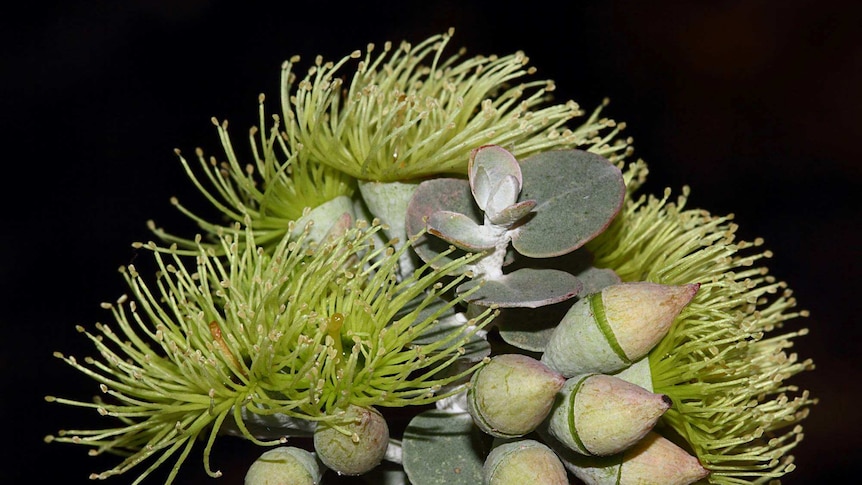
<box><xmin>244</xmin><ymin>446</ymin><xmax>322</xmax><ymax>485</ymax></box>
<box><xmin>546</xmin><ymin>374</ymin><xmax>671</xmax><ymax>456</ymax></box>
<box><xmin>603</xmin><ymin>282</ymin><xmax>700</xmax><ymax>360</ymax></box>
<box><xmin>313</xmin><ymin>405</ymin><xmax>389</xmax><ymax>476</ymax></box>
<box><xmin>619</xmin><ymin>432</ymin><xmax>710</xmax><ymax>485</ymax></box>
<box><xmin>483</xmin><ymin>439</ymin><xmax>569</xmax><ymax>485</ymax></box>
<box><xmin>468</xmin><ymin>354</ymin><xmax>566</xmax><ymax>437</ymax></box>
<box><xmin>542</xmin><ymin>282</ymin><xmax>699</xmax><ymax>376</ymax></box>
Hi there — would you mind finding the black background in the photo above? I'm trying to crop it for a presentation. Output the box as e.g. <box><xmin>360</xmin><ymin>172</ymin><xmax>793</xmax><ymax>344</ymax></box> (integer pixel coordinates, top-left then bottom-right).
<box><xmin>2</xmin><ymin>1</ymin><xmax>858</xmax><ymax>483</ymax></box>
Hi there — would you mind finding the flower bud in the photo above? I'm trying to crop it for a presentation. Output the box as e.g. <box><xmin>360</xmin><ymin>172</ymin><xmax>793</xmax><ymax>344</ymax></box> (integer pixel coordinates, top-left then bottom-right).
<box><xmin>619</xmin><ymin>432</ymin><xmax>709</xmax><ymax>484</ymax></box>
<box><xmin>545</xmin><ymin>374</ymin><xmax>671</xmax><ymax>456</ymax></box>
<box><xmin>244</xmin><ymin>446</ymin><xmax>322</xmax><ymax>485</ymax></box>
<box><xmin>542</xmin><ymin>282</ymin><xmax>699</xmax><ymax>376</ymax></box>
<box><xmin>483</xmin><ymin>439</ymin><xmax>569</xmax><ymax>485</ymax></box>
<box><xmin>544</xmin><ymin>431</ymin><xmax>709</xmax><ymax>485</ymax></box>
<box><xmin>560</xmin><ymin>432</ymin><xmax>709</xmax><ymax>485</ymax></box>
<box><xmin>313</xmin><ymin>405</ymin><xmax>389</xmax><ymax>476</ymax></box>
<box><xmin>468</xmin><ymin>354</ymin><xmax>566</xmax><ymax>437</ymax></box>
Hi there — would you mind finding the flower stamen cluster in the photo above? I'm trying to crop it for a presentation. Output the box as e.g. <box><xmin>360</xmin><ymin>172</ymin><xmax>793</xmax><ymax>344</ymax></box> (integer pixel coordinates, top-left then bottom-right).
<box><xmin>45</xmin><ymin>220</ymin><xmax>494</xmax><ymax>484</ymax></box>
<box><xmin>151</xmin><ymin>96</ymin><xmax>355</xmax><ymax>251</ymax></box>
<box><xmin>587</xmin><ymin>172</ymin><xmax>817</xmax><ymax>484</ymax></box>
<box><xmin>284</xmin><ymin>28</ymin><xmax>630</xmax><ymax>181</ymax></box>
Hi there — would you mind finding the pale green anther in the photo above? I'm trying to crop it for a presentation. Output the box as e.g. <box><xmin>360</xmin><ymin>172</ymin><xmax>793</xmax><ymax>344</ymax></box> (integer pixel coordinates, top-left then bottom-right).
<box><xmin>283</xmin><ymin>30</ymin><xmax>629</xmax><ymax>182</ymax></box>
<box><xmin>45</xmin><ymin>221</ymin><xmax>495</xmax><ymax>484</ymax></box>
<box><xmin>586</xmin><ymin>181</ymin><xmax>816</xmax><ymax>483</ymax></box>
<box><xmin>45</xmin><ymin>28</ymin><xmax>815</xmax><ymax>485</ymax></box>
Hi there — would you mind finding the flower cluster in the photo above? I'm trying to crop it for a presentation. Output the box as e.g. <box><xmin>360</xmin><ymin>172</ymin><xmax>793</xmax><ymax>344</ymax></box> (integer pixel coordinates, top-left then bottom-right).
<box><xmin>149</xmin><ymin>28</ymin><xmax>630</xmax><ymax>253</ymax></box>
<box><xmin>586</xmin><ymin>172</ymin><xmax>817</xmax><ymax>483</ymax></box>
<box><xmin>284</xmin><ymin>29</ymin><xmax>630</xmax><ymax>182</ymax></box>
<box><xmin>45</xmin><ymin>30</ymin><xmax>814</xmax><ymax>485</ymax></box>
<box><xmin>46</xmin><ymin>220</ymin><xmax>494</xmax><ymax>483</ymax></box>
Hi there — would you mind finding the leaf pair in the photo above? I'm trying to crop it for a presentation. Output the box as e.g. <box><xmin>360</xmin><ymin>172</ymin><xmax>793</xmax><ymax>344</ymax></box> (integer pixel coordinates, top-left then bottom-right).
<box><xmin>406</xmin><ymin>145</ymin><xmax>625</xmax><ymax>308</ymax></box>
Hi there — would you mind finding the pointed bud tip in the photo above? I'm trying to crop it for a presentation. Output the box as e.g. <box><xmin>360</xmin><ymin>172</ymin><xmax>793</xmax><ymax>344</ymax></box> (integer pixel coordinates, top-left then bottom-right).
<box><xmin>469</xmin><ymin>354</ymin><xmax>565</xmax><ymax>438</ymax></box>
<box><xmin>604</xmin><ymin>282</ymin><xmax>699</xmax><ymax>361</ymax></box>
<box><xmin>550</xmin><ymin>374</ymin><xmax>671</xmax><ymax>456</ymax></box>
<box><xmin>621</xmin><ymin>432</ymin><xmax>709</xmax><ymax>485</ymax></box>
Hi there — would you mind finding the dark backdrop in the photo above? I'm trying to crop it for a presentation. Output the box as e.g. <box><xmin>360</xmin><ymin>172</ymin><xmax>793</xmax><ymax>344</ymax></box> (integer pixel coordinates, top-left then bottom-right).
<box><xmin>2</xmin><ymin>1</ymin><xmax>858</xmax><ymax>483</ymax></box>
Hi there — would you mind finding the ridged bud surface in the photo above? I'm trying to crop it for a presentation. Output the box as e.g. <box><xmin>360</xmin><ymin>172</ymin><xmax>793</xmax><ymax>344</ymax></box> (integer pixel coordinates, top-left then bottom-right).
<box><xmin>618</xmin><ymin>432</ymin><xmax>709</xmax><ymax>485</ymax></box>
<box><xmin>313</xmin><ymin>405</ymin><xmax>389</xmax><ymax>476</ymax></box>
<box><xmin>244</xmin><ymin>446</ymin><xmax>321</xmax><ymax>485</ymax></box>
<box><xmin>542</xmin><ymin>282</ymin><xmax>699</xmax><ymax>376</ymax></box>
<box><xmin>483</xmin><ymin>439</ymin><xmax>569</xmax><ymax>485</ymax></box>
<box><xmin>546</xmin><ymin>374</ymin><xmax>671</xmax><ymax>456</ymax></box>
<box><xmin>468</xmin><ymin>354</ymin><xmax>566</xmax><ymax>437</ymax></box>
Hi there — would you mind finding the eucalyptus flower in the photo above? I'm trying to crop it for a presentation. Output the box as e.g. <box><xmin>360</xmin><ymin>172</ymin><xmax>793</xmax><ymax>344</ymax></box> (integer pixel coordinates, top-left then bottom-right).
<box><xmin>45</xmin><ymin>220</ymin><xmax>495</xmax><ymax>484</ymax></box>
<box><xmin>284</xmin><ymin>29</ymin><xmax>631</xmax><ymax>182</ymax></box>
<box><xmin>585</xmin><ymin>162</ymin><xmax>817</xmax><ymax>484</ymax></box>
<box><xmin>150</xmin><ymin>94</ymin><xmax>355</xmax><ymax>251</ymax></box>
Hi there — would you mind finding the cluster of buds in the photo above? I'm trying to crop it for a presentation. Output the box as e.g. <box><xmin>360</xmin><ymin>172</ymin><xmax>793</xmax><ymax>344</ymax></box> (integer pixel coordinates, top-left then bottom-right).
<box><xmin>468</xmin><ymin>282</ymin><xmax>708</xmax><ymax>484</ymax></box>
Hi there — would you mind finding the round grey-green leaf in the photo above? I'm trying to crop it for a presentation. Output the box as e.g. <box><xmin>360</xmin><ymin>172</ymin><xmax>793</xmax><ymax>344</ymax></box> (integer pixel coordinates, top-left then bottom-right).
<box><xmin>512</xmin><ymin>149</ymin><xmax>625</xmax><ymax>258</ymax></box>
<box><xmin>402</xmin><ymin>410</ymin><xmax>491</xmax><ymax>485</ymax></box>
<box><xmin>406</xmin><ymin>177</ymin><xmax>481</xmax><ymax>271</ymax></box>
<box><xmin>457</xmin><ymin>268</ymin><xmax>582</xmax><ymax>308</ymax></box>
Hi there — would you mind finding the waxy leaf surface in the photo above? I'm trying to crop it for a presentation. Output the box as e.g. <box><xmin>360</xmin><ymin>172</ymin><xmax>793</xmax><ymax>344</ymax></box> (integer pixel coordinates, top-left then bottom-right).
<box><xmin>512</xmin><ymin>150</ymin><xmax>625</xmax><ymax>257</ymax></box>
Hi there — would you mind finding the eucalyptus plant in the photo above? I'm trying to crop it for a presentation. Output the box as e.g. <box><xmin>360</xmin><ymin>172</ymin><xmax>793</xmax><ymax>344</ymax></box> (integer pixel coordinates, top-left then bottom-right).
<box><xmin>45</xmin><ymin>30</ymin><xmax>815</xmax><ymax>485</ymax></box>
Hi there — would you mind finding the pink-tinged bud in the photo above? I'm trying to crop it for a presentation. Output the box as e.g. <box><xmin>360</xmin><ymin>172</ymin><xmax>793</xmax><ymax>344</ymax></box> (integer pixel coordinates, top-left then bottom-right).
<box><xmin>483</xmin><ymin>439</ymin><xmax>569</xmax><ymax>485</ymax></box>
<box><xmin>244</xmin><ymin>446</ymin><xmax>322</xmax><ymax>485</ymax></box>
<box><xmin>542</xmin><ymin>282</ymin><xmax>699</xmax><ymax>376</ymax></box>
<box><xmin>618</xmin><ymin>432</ymin><xmax>709</xmax><ymax>485</ymax></box>
<box><xmin>545</xmin><ymin>374</ymin><xmax>671</xmax><ymax>456</ymax></box>
<box><xmin>468</xmin><ymin>354</ymin><xmax>566</xmax><ymax>438</ymax></box>
<box><xmin>313</xmin><ymin>405</ymin><xmax>389</xmax><ymax>476</ymax></box>
<box><xmin>556</xmin><ymin>432</ymin><xmax>709</xmax><ymax>485</ymax></box>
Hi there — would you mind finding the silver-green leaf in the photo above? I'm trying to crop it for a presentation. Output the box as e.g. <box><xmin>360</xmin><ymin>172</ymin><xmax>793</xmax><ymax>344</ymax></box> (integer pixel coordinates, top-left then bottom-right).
<box><xmin>402</xmin><ymin>411</ymin><xmax>491</xmax><ymax>485</ymax></box>
<box><xmin>512</xmin><ymin>150</ymin><xmax>625</xmax><ymax>257</ymax></box>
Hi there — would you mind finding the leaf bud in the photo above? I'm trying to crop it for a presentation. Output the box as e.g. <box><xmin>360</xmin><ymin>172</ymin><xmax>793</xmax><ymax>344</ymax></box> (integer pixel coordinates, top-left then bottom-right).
<box><xmin>468</xmin><ymin>354</ymin><xmax>566</xmax><ymax>438</ymax></box>
<box><xmin>313</xmin><ymin>405</ymin><xmax>389</xmax><ymax>476</ymax></box>
<box><xmin>542</xmin><ymin>282</ymin><xmax>699</xmax><ymax>376</ymax></box>
<box><xmin>483</xmin><ymin>439</ymin><xmax>569</xmax><ymax>485</ymax></box>
<box><xmin>545</xmin><ymin>374</ymin><xmax>671</xmax><ymax>456</ymax></box>
<box><xmin>244</xmin><ymin>446</ymin><xmax>322</xmax><ymax>485</ymax></box>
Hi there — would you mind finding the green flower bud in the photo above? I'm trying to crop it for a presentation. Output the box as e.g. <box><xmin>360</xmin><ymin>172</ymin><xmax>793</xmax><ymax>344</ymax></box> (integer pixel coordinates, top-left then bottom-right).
<box><xmin>542</xmin><ymin>282</ymin><xmax>699</xmax><ymax>376</ymax></box>
<box><xmin>560</xmin><ymin>432</ymin><xmax>709</xmax><ymax>485</ymax></box>
<box><xmin>545</xmin><ymin>374</ymin><xmax>671</xmax><ymax>456</ymax></box>
<box><xmin>244</xmin><ymin>447</ymin><xmax>322</xmax><ymax>485</ymax></box>
<box><xmin>618</xmin><ymin>432</ymin><xmax>709</xmax><ymax>485</ymax></box>
<box><xmin>483</xmin><ymin>439</ymin><xmax>569</xmax><ymax>485</ymax></box>
<box><xmin>313</xmin><ymin>405</ymin><xmax>389</xmax><ymax>476</ymax></box>
<box><xmin>468</xmin><ymin>354</ymin><xmax>566</xmax><ymax>438</ymax></box>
